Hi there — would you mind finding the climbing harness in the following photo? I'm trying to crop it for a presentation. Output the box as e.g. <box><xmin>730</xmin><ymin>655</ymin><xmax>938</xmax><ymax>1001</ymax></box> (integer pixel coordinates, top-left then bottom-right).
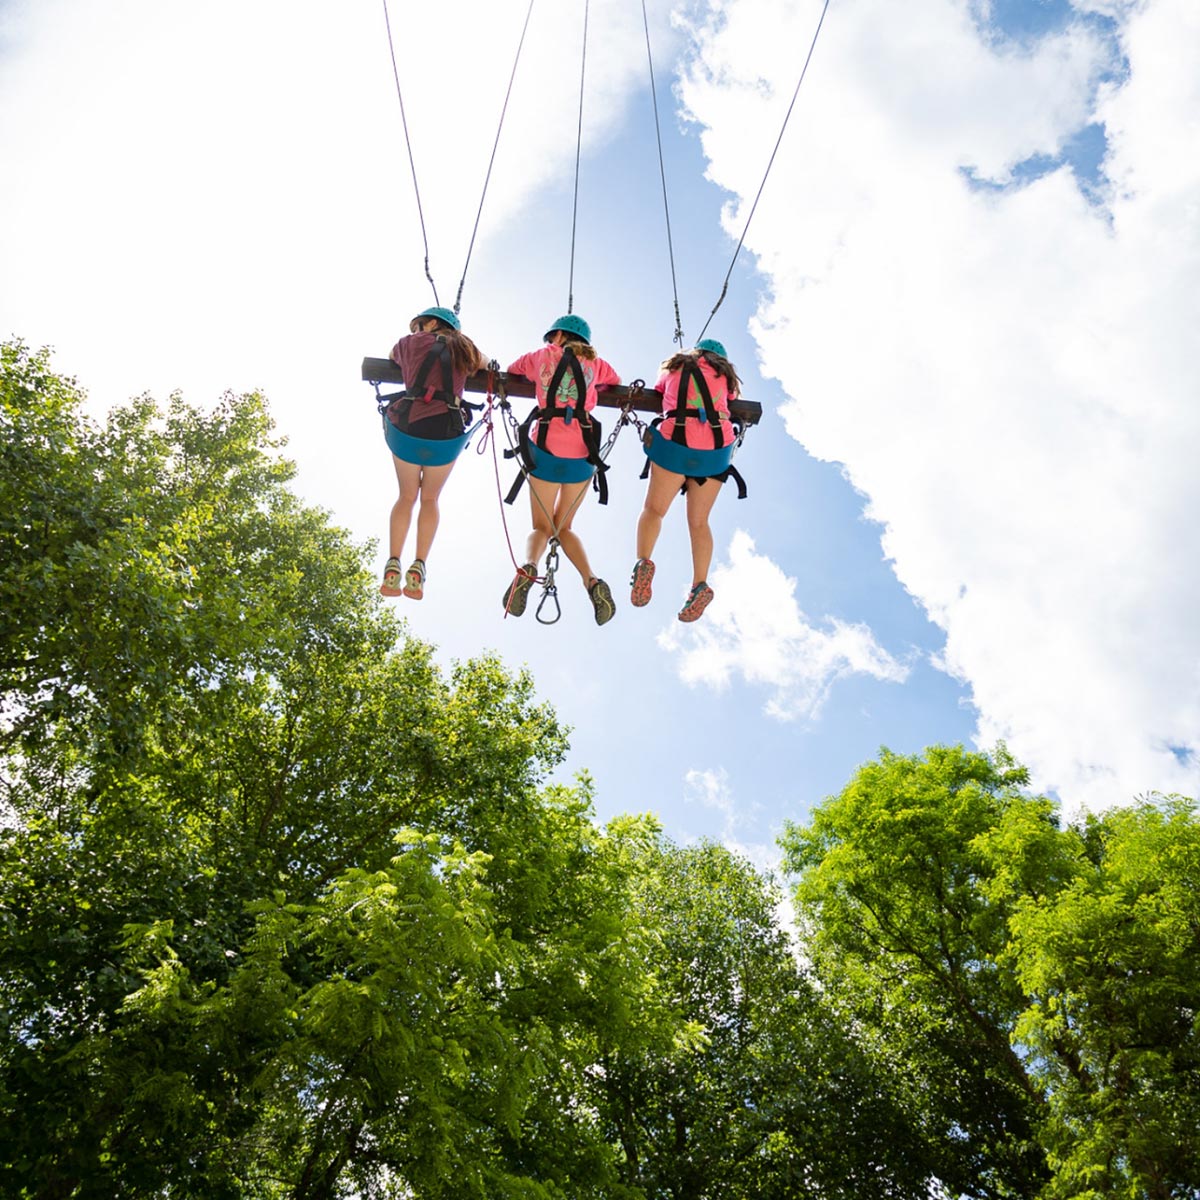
<box><xmin>503</xmin><ymin>346</ymin><xmax>610</xmax><ymax>505</ymax></box>
<box><xmin>375</xmin><ymin>335</ymin><xmax>483</xmax><ymax>467</ymax></box>
<box><xmin>638</xmin><ymin>359</ymin><xmax>748</xmax><ymax>496</ymax></box>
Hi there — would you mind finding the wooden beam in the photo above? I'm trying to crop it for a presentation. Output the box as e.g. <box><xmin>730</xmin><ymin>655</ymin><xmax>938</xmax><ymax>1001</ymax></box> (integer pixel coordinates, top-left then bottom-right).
<box><xmin>361</xmin><ymin>357</ymin><xmax>763</xmax><ymax>426</ymax></box>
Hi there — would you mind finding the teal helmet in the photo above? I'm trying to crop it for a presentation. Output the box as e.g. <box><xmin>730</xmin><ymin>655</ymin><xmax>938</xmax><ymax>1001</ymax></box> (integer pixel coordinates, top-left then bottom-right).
<box><xmin>414</xmin><ymin>306</ymin><xmax>461</xmax><ymax>331</ymax></box>
<box><xmin>696</xmin><ymin>337</ymin><xmax>727</xmax><ymax>359</ymax></box>
<box><xmin>544</xmin><ymin>313</ymin><xmax>592</xmax><ymax>344</ymax></box>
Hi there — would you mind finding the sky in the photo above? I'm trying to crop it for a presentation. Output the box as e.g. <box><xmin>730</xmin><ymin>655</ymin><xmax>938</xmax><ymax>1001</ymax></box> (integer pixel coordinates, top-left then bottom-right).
<box><xmin>2</xmin><ymin>0</ymin><xmax>1197</xmax><ymax>870</ymax></box>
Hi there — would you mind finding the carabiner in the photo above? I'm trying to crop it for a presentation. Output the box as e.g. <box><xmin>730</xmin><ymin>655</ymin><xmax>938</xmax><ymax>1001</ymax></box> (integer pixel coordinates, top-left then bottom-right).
<box><xmin>535</xmin><ymin>585</ymin><xmax>562</xmax><ymax>625</ymax></box>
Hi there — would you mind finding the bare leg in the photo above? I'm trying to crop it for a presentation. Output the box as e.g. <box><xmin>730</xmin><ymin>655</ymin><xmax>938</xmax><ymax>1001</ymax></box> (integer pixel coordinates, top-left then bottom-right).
<box><xmin>683</xmin><ymin>477</ymin><xmax>723</xmax><ymax>585</ymax></box>
<box><xmin>524</xmin><ymin>476</ymin><xmax>562</xmax><ymax>568</ymax></box>
<box><xmin>551</xmin><ymin>479</ymin><xmax>598</xmax><ymax>585</ymax></box>
<box><xmin>389</xmin><ymin>456</ymin><xmax>422</xmax><ymax>558</ymax></box>
<box><xmin>413</xmin><ymin>461</ymin><xmax>455</xmax><ymax>562</ymax></box>
<box><xmin>636</xmin><ymin>464</ymin><xmax>685</xmax><ymax>560</ymax></box>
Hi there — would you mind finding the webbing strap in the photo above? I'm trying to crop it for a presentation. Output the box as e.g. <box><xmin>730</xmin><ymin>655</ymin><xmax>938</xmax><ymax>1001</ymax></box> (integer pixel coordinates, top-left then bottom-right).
<box><xmin>535</xmin><ymin>347</ymin><xmax>590</xmax><ymax>446</ymax></box>
<box><xmin>408</xmin><ymin>336</ymin><xmax>456</xmax><ymax>405</ymax></box>
<box><xmin>667</xmin><ymin>362</ymin><xmax>723</xmax><ymax>446</ymax></box>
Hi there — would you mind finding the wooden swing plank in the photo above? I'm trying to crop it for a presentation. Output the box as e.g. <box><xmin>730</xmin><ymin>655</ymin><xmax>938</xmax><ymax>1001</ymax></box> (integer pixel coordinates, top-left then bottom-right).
<box><xmin>361</xmin><ymin>357</ymin><xmax>763</xmax><ymax>425</ymax></box>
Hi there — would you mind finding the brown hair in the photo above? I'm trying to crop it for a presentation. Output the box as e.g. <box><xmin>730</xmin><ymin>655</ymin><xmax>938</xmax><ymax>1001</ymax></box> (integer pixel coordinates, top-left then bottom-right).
<box><xmin>409</xmin><ymin>318</ymin><xmax>488</xmax><ymax>375</ymax></box>
<box><xmin>547</xmin><ymin>330</ymin><xmax>597</xmax><ymax>361</ymax></box>
<box><xmin>661</xmin><ymin>348</ymin><xmax>740</xmax><ymax>394</ymax></box>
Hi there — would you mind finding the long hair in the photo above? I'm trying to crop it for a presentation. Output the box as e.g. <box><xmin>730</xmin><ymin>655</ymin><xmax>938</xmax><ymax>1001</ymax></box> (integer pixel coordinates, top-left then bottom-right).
<box><xmin>661</xmin><ymin>347</ymin><xmax>740</xmax><ymax>394</ymax></box>
<box><xmin>548</xmin><ymin>331</ymin><xmax>597</xmax><ymax>361</ymax></box>
<box><xmin>410</xmin><ymin>318</ymin><xmax>487</xmax><ymax>375</ymax></box>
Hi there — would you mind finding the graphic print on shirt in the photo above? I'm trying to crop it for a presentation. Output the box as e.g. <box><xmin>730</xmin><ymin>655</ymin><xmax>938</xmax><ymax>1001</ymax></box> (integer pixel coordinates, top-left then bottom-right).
<box><xmin>540</xmin><ymin>359</ymin><xmax>593</xmax><ymax>406</ymax></box>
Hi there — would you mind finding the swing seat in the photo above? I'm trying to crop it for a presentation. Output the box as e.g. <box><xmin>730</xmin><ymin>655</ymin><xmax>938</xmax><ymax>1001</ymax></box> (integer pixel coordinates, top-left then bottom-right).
<box><xmin>643</xmin><ymin>427</ymin><xmax>735</xmax><ymax>477</ymax></box>
<box><xmin>527</xmin><ymin>444</ymin><xmax>596</xmax><ymax>484</ymax></box>
<box><xmin>383</xmin><ymin>416</ymin><xmax>471</xmax><ymax>467</ymax></box>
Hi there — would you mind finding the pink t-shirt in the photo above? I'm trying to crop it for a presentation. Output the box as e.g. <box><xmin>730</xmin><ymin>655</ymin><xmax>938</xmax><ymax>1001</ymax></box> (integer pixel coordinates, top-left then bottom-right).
<box><xmin>507</xmin><ymin>345</ymin><xmax>621</xmax><ymax>458</ymax></box>
<box><xmin>655</xmin><ymin>357</ymin><xmax>737</xmax><ymax>450</ymax></box>
<box><xmin>390</xmin><ymin>331</ymin><xmax>471</xmax><ymax>424</ymax></box>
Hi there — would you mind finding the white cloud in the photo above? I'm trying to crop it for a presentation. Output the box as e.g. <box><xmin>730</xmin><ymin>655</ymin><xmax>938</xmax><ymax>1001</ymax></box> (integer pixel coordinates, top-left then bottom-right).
<box><xmin>677</xmin><ymin>0</ymin><xmax>1200</xmax><ymax>807</ymax></box>
<box><xmin>660</xmin><ymin>531</ymin><xmax>910</xmax><ymax>719</ymax></box>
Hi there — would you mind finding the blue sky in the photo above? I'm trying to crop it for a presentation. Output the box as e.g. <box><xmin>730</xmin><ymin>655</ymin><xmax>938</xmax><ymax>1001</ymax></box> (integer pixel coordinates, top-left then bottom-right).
<box><xmin>2</xmin><ymin>0</ymin><xmax>1197</xmax><ymax>867</ymax></box>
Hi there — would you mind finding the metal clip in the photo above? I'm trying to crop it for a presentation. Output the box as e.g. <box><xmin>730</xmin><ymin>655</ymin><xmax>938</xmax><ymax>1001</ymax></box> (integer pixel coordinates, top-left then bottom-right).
<box><xmin>536</xmin><ymin>541</ymin><xmax>563</xmax><ymax>624</ymax></box>
<box><xmin>535</xmin><ymin>584</ymin><xmax>561</xmax><ymax>625</ymax></box>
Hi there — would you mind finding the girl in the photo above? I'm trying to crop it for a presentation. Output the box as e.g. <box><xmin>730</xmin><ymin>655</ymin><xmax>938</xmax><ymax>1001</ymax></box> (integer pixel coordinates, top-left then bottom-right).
<box><xmin>379</xmin><ymin>306</ymin><xmax>488</xmax><ymax>599</ymax></box>
<box><xmin>630</xmin><ymin>338</ymin><xmax>742</xmax><ymax>623</ymax></box>
<box><xmin>503</xmin><ymin>314</ymin><xmax>620</xmax><ymax>625</ymax></box>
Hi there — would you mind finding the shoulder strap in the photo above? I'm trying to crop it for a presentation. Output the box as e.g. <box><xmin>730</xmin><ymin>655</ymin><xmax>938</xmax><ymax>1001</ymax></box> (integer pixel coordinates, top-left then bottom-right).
<box><xmin>667</xmin><ymin>361</ymin><xmax>722</xmax><ymax>446</ymax></box>
<box><xmin>408</xmin><ymin>336</ymin><xmax>457</xmax><ymax>405</ymax></box>
<box><xmin>535</xmin><ymin>346</ymin><xmax>590</xmax><ymax>446</ymax></box>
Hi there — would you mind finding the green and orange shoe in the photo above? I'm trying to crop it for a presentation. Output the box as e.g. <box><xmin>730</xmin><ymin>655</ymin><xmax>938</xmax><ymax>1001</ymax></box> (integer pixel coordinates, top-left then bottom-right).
<box><xmin>503</xmin><ymin>563</ymin><xmax>538</xmax><ymax>617</ymax></box>
<box><xmin>402</xmin><ymin>559</ymin><xmax>426</xmax><ymax>600</ymax></box>
<box><xmin>630</xmin><ymin>557</ymin><xmax>655</xmax><ymax>607</ymax></box>
<box><xmin>379</xmin><ymin>557</ymin><xmax>403</xmax><ymax>597</ymax></box>
<box><xmin>677</xmin><ymin>581</ymin><xmax>714</xmax><ymax>623</ymax></box>
<box><xmin>588</xmin><ymin>577</ymin><xmax>616</xmax><ymax>626</ymax></box>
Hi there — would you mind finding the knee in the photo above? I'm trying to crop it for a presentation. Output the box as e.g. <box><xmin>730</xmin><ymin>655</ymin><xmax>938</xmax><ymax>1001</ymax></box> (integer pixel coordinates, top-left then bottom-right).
<box><xmin>686</xmin><ymin>510</ymin><xmax>711</xmax><ymax>534</ymax></box>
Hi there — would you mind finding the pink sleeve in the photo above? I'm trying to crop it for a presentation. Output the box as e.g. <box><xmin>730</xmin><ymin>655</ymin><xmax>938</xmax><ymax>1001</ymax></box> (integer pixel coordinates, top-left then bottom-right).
<box><xmin>595</xmin><ymin>357</ymin><xmax>621</xmax><ymax>388</ymax></box>
<box><xmin>507</xmin><ymin>349</ymin><xmax>539</xmax><ymax>379</ymax></box>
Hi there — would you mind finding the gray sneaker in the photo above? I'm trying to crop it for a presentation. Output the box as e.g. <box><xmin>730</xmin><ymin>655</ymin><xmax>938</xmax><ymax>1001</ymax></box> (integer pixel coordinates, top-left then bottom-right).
<box><xmin>588</xmin><ymin>578</ymin><xmax>616</xmax><ymax>626</ymax></box>
<box><xmin>503</xmin><ymin>563</ymin><xmax>537</xmax><ymax>616</ymax></box>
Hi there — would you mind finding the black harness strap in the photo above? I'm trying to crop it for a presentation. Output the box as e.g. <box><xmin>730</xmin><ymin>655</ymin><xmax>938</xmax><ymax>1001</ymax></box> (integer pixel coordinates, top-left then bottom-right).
<box><xmin>397</xmin><ymin>335</ymin><xmax>484</xmax><ymax>430</ymax></box>
<box><xmin>666</xmin><ymin>360</ymin><xmax>725</xmax><ymax>446</ymax></box>
<box><xmin>405</xmin><ymin>336</ymin><xmax>457</xmax><ymax>406</ymax></box>
<box><xmin>504</xmin><ymin>346</ymin><xmax>610</xmax><ymax>505</ymax></box>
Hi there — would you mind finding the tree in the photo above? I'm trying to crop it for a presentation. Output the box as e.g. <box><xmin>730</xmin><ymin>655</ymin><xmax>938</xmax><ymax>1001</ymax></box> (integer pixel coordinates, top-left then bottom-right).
<box><xmin>782</xmin><ymin>744</ymin><xmax>1200</xmax><ymax>1200</ymax></box>
<box><xmin>986</xmin><ymin>799</ymin><xmax>1200</xmax><ymax>1199</ymax></box>
<box><xmin>0</xmin><ymin>343</ymin><xmax>679</xmax><ymax>1197</ymax></box>
<box><xmin>596</xmin><ymin>839</ymin><xmax>929</xmax><ymax>1199</ymax></box>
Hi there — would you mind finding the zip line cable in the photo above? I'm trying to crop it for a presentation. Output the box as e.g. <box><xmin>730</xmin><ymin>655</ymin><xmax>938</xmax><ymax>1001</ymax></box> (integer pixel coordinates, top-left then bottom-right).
<box><xmin>567</xmin><ymin>0</ymin><xmax>590</xmax><ymax>315</ymax></box>
<box><xmin>382</xmin><ymin>0</ymin><xmax>438</xmax><ymax>306</ymax></box>
<box><xmin>696</xmin><ymin>0</ymin><xmax>832</xmax><ymax>342</ymax></box>
<box><xmin>453</xmin><ymin>0</ymin><xmax>537</xmax><ymax>316</ymax></box>
<box><xmin>641</xmin><ymin>0</ymin><xmax>684</xmax><ymax>349</ymax></box>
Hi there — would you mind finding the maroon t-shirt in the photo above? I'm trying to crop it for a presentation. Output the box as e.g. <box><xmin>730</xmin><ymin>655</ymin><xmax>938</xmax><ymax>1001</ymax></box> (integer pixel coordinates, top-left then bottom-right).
<box><xmin>389</xmin><ymin>332</ymin><xmax>470</xmax><ymax>423</ymax></box>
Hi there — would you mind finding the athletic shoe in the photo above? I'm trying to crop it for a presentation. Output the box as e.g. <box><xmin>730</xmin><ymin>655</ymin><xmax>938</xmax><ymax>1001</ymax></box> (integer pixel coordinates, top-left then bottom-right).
<box><xmin>503</xmin><ymin>563</ymin><xmax>537</xmax><ymax>617</ymax></box>
<box><xmin>630</xmin><ymin>557</ymin><xmax>655</xmax><ymax>607</ymax></box>
<box><xmin>402</xmin><ymin>559</ymin><xmax>426</xmax><ymax>600</ymax></box>
<box><xmin>677</xmin><ymin>582</ymin><xmax>714</xmax><ymax>623</ymax></box>
<box><xmin>379</xmin><ymin>557</ymin><xmax>403</xmax><ymax>597</ymax></box>
<box><xmin>588</xmin><ymin>578</ymin><xmax>616</xmax><ymax>626</ymax></box>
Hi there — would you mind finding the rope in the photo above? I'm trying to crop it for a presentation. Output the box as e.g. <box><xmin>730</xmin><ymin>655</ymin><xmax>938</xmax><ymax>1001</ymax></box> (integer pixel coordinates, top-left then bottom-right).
<box><xmin>453</xmin><ymin>0</ymin><xmax>537</xmax><ymax>317</ymax></box>
<box><xmin>566</xmin><ymin>0</ymin><xmax>589</xmax><ymax>314</ymax></box>
<box><xmin>696</xmin><ymin>0</ymin><xmax>832</xmax><ymax>342</ymax></box>
<box><xmin>641</xmin><ymin>0</ymin><xmax>684</xmax><ymax>349</ymax></box>
<box><xmin>381</xmin><ymin>0</ymin><xmax>439</xmax><ymax>305</ymax></box>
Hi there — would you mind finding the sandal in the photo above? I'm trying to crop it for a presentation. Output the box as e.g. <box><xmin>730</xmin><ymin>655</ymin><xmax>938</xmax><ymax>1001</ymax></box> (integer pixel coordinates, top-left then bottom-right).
<box><xmin>402</xmin><ymin>559</ymin><xmax>426</xmax><ymax>600</ymax></box>
<box><xmin>379</xmin><ymin>557</ymin><xmax>403</xmax><ymax>597</ymax></box>
<box><xmin>677</xmin><ymin>581</ymin><xmax>714</xmax><ymax>623</ymax></box>
<box><xmin>630</xmin><ymin>557</ymin><xmax>655</xmax><ymax>607</ymax></box>
<box><xmin>588</xmin><ymin>577</ymin><xmax>616</xmax><ymax>626</ymax></box>
<box><xmin>503</xmin><ymin>563</ymin><xmax>537</xmax><ymax>617</ymax></box>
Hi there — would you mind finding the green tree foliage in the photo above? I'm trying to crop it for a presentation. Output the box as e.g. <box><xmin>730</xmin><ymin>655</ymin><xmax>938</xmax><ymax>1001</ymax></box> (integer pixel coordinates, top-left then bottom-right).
<box><xmin>986</xmin><ymin>799</ymin><xmax>1200</xmax><ymax>1199</ymax></box>
<box><xmin>782</xmin><ymin>744</ymin><xmax>1200</xmax><ymax>1200</ymax></box>
<box><xmin>597</xmin><ymin>840</ymin><xmax>929</xmax><ymax>1200</ymax></box>
<box><xmin>0</xmin><ymin>343</ymin><xmax>675</xmax><ymax>1198</ymax></box>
